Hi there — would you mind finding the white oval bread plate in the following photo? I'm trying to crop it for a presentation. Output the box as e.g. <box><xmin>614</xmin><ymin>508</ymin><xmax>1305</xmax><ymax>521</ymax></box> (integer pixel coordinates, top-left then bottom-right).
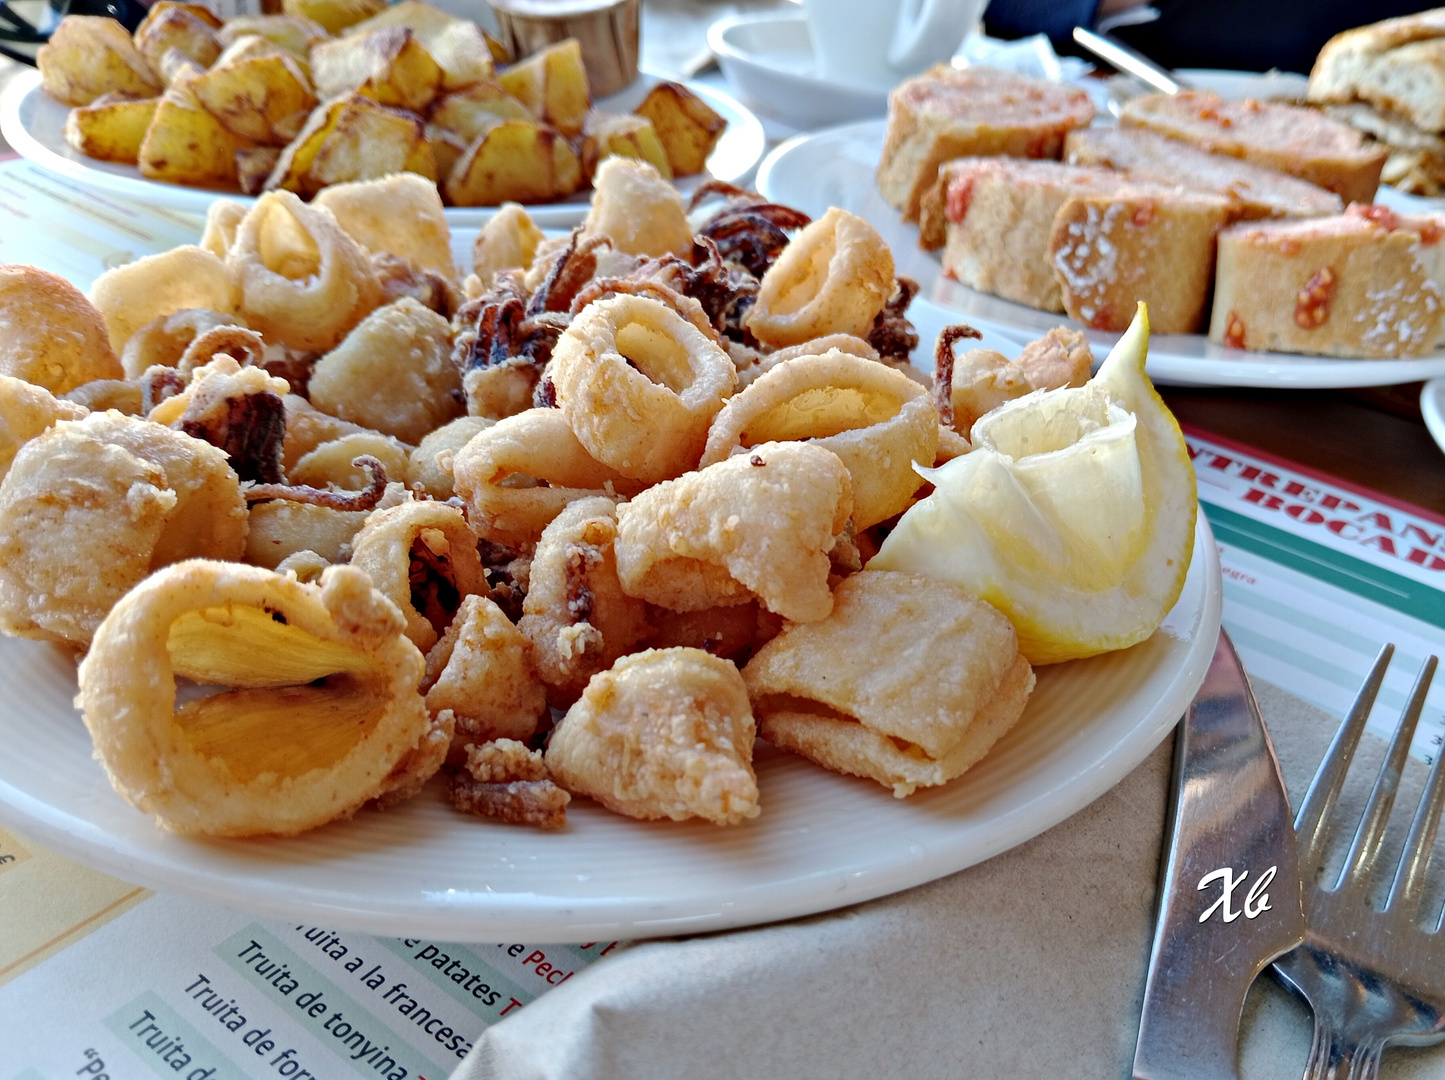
<box><xmin>0</xmin><ymin>517</ymin><xmax>1220</xmax><ymax>943</ymax></box>
<box><xmin>757</xmin><ymin>119</ymin><xmax>1445</xmax><ymax>389</ymax></box>
<box><xmin>0</xmin><ymin>68</ymin><xmax>765</xmax><ymax>228</ymax></box>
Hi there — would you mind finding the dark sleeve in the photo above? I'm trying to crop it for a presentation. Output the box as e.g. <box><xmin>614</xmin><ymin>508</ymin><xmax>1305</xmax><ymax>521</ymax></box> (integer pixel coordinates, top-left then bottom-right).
<box><xmin>982</xmin><ymin>0</ymin><xmax>1104</xmax><ymax>48</ymax></box>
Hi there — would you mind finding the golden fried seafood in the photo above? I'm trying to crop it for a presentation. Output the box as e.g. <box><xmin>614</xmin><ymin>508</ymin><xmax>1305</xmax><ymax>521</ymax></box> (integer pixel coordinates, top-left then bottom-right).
<box><xmin>450</xmin><ymin>407</ymin><xmax>644</xmax><ymax>546</ymax></box>
<box><xmin>75</xmin><ymin>560</ymin><xmax>440</xmax><ymax>836</ymax></box>
<box><xmin>275</xmin><ymin>548</ymin><xmax>330</xmax><ymax>582</ymax></box>
<box><xmin>551</xmin><ymin>294</ymin><xmax>735</xmax><ymax>483</ymax></box>
<box><xmin>546</xmin><ymin>647</ymin><xmax>760</xmax><ymax>825</ymax></box>
<box><xmin>423</xmin><ymin>594</ymin><xmax>546</xmax><ymax>754</ymax></box>
<box><xmin>407</xmin><ymin>415</ymin><xmax>492</xmax><ymax>499</ymax></box>
<box><xmin>313</xmin><ymin>174</ymin><xmax>455</xmax><ymax>278</ymax></box>
<box><xmin>581</xmin><ymin>158</ymin><xmax>692</xmax><ymax>258</ymax></box>
<box><xmin>744</xmin><ymin>208</ymin><xmax>894</xmax><ymax>348</ymax></box>
<box><xmin>517</xmin><ymin>497</ymin><xmax>651</xmax><ymax>705</ymax></box>
<box><xmin>472</xmin><ymin>203</ymin><xmax>544</xmax><ymax>288</ymax></box>
<box><xmin>306</xmin><ymin>297</ymin><xmax>462</xmax><ymax>443</ymax></box>
<box><xmin>0</xmin><ymin>376</ymin><xmax>88</xmax><ymax>482</ymax></box>
<box><xmin>0</xmin><ymin>265</ymin><xmax>123</xmax><ymax>393</ymax></box>
<box><xmin>948</xmin><ymin>327</ymin><xmax>1093</xmax><ymax>435</ymax></box>
<box><xmin>226</xmin><ymin>191</ymin><xmax>382</xmax><ymax>353</ymax></box>
<box><xmin>245</xmin><ymin>483</ymin><xmax>407</xmax><ymax>568</ymax></box>
<box><xmin>450</xmin><ymin>738</ymin><xmax>570</xmax><ymax>830</ymax></box>
<box><xmin>348</xmin><ymin>498</ymin><xmax>488</xmax><ymax>651</ymax></box>
<box><xmin>281</xmin><ymin>393</ymin><xmax>377</xmax><ymax>471</ymax></box>
<box><xmin>642</xmin><ymin>600</ymin><xmax>770</xmax><ymax>661</ymax></box>
<box><xmin>122</xmin><ymin>309</ymin><xmax>263</xmax><ymax>379</ymax></box>
<box><xmin>148</xmin><ymin>357</ymin><xmax>289</xmax><ymax>484</ymax></box>
<box><xmin>735</xmin><ymin>332</ymin><xmax>878</xmax><ymax>388</ymax></box>
<box><xmin>613</xmin><ymin>441</ymin><xmax>853</xmax><ymax>622</ymax></box>
<box><xmin>290</xmin><ymin>432</ymin><xmax>411</xmax><ymax>490</ymax></box>
<box><xmin>700</xmin><ymin>350</ymin><xmax>937</xmax><ymax>529</ymax></box>
<box><xmin>89</xmin><ymin>246</ymin><xmax>239</xmax><ymax>357</ymax></box>
<box><xmin>744</xmin><ymin>570</ymin><xmax>1034</xmax><ymax>797</ymax></box>
<box><xmin>0</xmin><ymin>412</ymin><xmax>246</xmax><ymax>646</ymax></box>
<box><xmin>201</xmin><ymin>199</ymin><xmax>247</xmax><ymax>258</ymax></box>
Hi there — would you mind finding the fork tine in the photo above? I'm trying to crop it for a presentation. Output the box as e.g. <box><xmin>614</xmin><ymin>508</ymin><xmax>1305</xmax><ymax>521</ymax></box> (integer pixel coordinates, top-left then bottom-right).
<box><xmin>1336</xmin><ymin>655</ymin><xmax>1436</xmax><ymax>896</ymax></box>
<box><xmin>1385</xmin><ymin>657</ymin><xmax>1444</xmax><ymax>918</ymax></box>
<box><xmin>1295</xmin><ymin>644</ymin><xmax>1394</xmax><ymax>872</ymax></box>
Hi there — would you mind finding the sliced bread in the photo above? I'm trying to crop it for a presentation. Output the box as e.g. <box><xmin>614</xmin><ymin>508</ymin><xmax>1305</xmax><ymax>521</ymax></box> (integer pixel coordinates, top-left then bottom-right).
<box><xmin>877</xmin><ymin>65</ymin><xmax>1095</xmax><ymax>223</ymax></box>
<box><xmin>1309</xmin><ymin>9</ymin><xmax>1445</xmax><ymax>122</ymax></box>
<box><xmin>1119</xmin><ymin>91</ymin><xmax>1387</xmax><ymax>204</ymax></box>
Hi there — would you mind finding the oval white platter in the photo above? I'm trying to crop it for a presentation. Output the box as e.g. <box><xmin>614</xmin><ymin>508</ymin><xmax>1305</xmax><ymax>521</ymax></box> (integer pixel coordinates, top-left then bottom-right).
<box><xmin>0</xmin><ymin>68</ymin><xmax>766</xmax><ymax>228</ymax></box>
<box><xmin>756</xmin><ymin>119</ymin><xmax>1445</xmax><ymax>389</ymax></box>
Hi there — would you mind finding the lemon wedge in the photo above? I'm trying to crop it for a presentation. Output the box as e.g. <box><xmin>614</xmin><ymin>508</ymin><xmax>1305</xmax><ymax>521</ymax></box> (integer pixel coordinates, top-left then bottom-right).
<box><xmin>869</xmin><ymin>303</ymin><xmax>1196</xmax><ymax>664</ymax></box>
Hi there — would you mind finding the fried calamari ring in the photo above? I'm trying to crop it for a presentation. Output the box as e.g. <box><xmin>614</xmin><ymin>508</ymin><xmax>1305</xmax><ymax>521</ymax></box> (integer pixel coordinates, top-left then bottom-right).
<box><xmin>700</xmin><ymin>350</ymin><xmax>937</xmax><ymax>529</ymax></box>
<box><xmin>281</xmin><ymin>393</ymin><xmax>376</xmax><ymax>472</ymax></box>
<box><xmin>450</xmin><ymin>408</ymin><xmax>645</xmax><ymax>546</ymax></box>
<box><xmin>76</xmin><ymin>560</ymin><xmax>439</xmax><ymax>836</ymax></box>
<box><xmin>407</xmin><ymin>416</ymin><xmax>493</xmax><ymax>499</ymax></box>
<box><xmin>545</xmin><ymin>647</ymin><xmax>760</xmax><ymax>825</ymax></box>
<box><xmin>581</xmin><ymin>157</ymin><xmax>692</xmax><ymax>259</ymax></box>
<box><xmin>551</xmin><ymin>294</ymin><xmax>736</xmax><ymax>483</ymax></box>
<box><xmin>200</xmin><ymin>199</ymin><xmax>247</xmax><ymax>259</ymax></box>
<box><xmin>226</xmin><ymin>191</ymin><xmax>382</xmax><ymax>353</ymax></box>
<box><xmin>246</xmin><ymin>496</ymin><xmax>379</xmax><ymax>569</ymax></box>
<box><xmin>0</xmin><ymin>412</ymin><xmax>246</xmax><ymax>646</ymax></box>
<box><xmin>423</xmin><ymin>594</ymin><xmax>546</xmax><ymax>758</ymax></box>
<box><xmin>64</xmin><ymin>378</ymin><xmax>144</xmax><ymax>415</ymax></box>
<box><xmin>517</xmin><ymin>496</ymin><xmax>651</xmax><ymax>706</ymax></box>
<box><xmin>307</xmin><ymin>298</ymin><xmax>463</xmax><ymax>444</ymax></box>
<box><xmin>743</xmin><ymin>208</ymin><xmax>894</xmax><ymax>349</ymax></box>
<box><xmin>314</xmin><ymin>173</ymin><xmax>456</xmax><ymax>278</ymax></box>
<box><xmin>613</xmin><ymin>441</ymin><xmax>853</xmax><ymax>623</ymax></box>
<box><xmin>89</xmin><ymin>246</ymin><xmax>240</xmax><ymax>357</ymax></box>
<box><xmin>0</xmin><ymin>375</ymin><xmax>88</xmax><ymax>483</ymax></box>
<box><xmin>1</xmin><ymin>265</ymin><xmax>123</xmax><ymax>393</ymax></box>
<box><xmin>122</xmin><ymin>309</ymin><xmax>260</xmax><ymax>379</ymax></box>
<box><xmin>290</xmin><ymin>433</ymin><xmax>411</xmax><ymax>491</ymax></box>
<box><xmin>744</xmin><ymin>571</ymin><xmax>1034</xmax><ymax>797</ymax></box>
<box><xmin>735</xmin><ymin>332</ymin><xmax>878</xmax><ymax>389</ymax></box>
<box><xmin>348</xmin><ymin>499</ymin><xmax>489</xmax><ymax>652</ymax></box>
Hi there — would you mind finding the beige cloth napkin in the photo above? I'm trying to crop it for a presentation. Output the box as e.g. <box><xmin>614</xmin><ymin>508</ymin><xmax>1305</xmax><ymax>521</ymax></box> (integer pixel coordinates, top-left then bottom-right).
<box><xmin>451</xmin><ymin>680</ymin><xmax>1445</xmax><ymax>1079</ymax></box>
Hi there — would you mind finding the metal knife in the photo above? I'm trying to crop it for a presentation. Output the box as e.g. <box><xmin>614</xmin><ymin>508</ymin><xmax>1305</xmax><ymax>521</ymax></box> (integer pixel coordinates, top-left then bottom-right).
<box><xmin>1132</xmin><ymin>629</ymin><xmax>1305</xmax><ymax>1080</ymax></box>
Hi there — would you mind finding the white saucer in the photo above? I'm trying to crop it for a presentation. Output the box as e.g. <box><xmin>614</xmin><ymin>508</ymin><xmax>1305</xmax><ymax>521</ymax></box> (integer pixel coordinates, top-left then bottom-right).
<box><xmin>1421</xmin><ymin>378</ymin><xmax>1445</xmax><ymax>456</ymax></box>
<box><xmin>708</xmin><ymin>13</ymin><xmax>890</xmax><ymax>131</ymax></box>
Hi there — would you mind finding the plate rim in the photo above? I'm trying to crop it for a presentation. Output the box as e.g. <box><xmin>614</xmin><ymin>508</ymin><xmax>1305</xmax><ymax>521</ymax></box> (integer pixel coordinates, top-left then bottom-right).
<box><xmin>1420</xmin><ymin>377</ymin><xmax>1445</xmax><ymax>455</ymax></box>
<box><xmin>0</xmin><ymin>518</ymin><xmax>1221</xmax><ymax>943</ymax></box>
<box><xmin>755</xmin><ymin>118</ymin><xmax>1445</xmax><ymax>389</ymax></box>
<box><xmin>0</xmin><ymin>67</ymin><xmax>766</xmax><ymax>228</ymax></box>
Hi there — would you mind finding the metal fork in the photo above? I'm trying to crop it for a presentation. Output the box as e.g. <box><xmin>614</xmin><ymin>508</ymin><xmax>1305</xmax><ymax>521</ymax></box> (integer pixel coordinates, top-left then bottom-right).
<box><xmin>1272</xmin><ymin>644</ymin><xmax>1445</xmax><ymax>1080</ymax></box>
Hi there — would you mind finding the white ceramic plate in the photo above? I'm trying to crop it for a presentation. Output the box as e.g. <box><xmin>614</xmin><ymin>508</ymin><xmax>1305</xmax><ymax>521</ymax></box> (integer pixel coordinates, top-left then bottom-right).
<box><xmin>708</xmin><ymin>13</ymin><xmax>890</xmax><ymax>131</ymax></box>
<box><xmin>0</xmin><ymin>513</ymin><xmax>1220</xmax><ymax>943</ymax></box>
<box><xmin>757</xmin><ymin>119</ymin><xmax>1445</xmax><ymax>389</ymax></box>
<box><xmin>1421</xmin><ymin>377</ymin><xmax>1445</xmax><ymax>455</ymax></box>
<box><xmin>0</xmin><ymin>68</ymin><xmax>766</xmax><ymax>227</ymax></box>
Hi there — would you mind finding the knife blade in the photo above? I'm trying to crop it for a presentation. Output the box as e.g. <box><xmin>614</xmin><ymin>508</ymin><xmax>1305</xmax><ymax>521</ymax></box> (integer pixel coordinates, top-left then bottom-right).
<box><xmin>1132</xmin><ymin>629</ymin><xmax>1305</xmax><ymax>1080</ymax></box>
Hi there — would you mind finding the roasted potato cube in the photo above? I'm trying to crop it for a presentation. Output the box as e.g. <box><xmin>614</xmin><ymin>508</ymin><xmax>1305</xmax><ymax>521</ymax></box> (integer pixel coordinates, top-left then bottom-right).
<box><xmin>37</xmin><ymin>16</ymin><xmax>163</xmax><ymax>106</ymax></box>
<box><xmin>237</xmin><ymin>146</ymin><xmax>283</xmax><ymax>194</ymax></box>
<box><xmin>429</xmin><ymin>80</ymin><xmax>533</xmax><ymax>141</ymax></box>
<box><xmin>633</xmin><ymin>80</ymin><xmax>726</xmax><ymax>177</ymax></box>
<box><xmin>192</xmin><ymin>52</ymin><xmax>317</xmax><ymax>145</ymax></box>
<box><xmin>444</xmin><ymin>118</ymin><xmax>581</xmax><ymax>206</ymax></box>
<box><xmin>212</xmin><ymin>32</ymin><xmax>312</xmax><ymax>80</ymax></box>
<box><xmin>425</xmin><ymin>123</ymin><xmax>468</xmax><ymax>182</ymax></box>
<box><xmin>312</xmin><ymin>26</ymin><xmax>442</xmax><ymax>113</ymax></box>
<box><xmin>346</xmin><ymin>0</ymin><xmax>494</xmax><ymax>90</ymax></box>
<box><xmin>134</xmin><ymin>2</ymin><xmax>222</xmax><ymax>73</ymax></box>
<box><xmin>283</xmin><ymin>0</ymin><xmax>386</xmax><ymax>36</ymax></box>
<box><xmin>216</xmin><ymin>14</ymin><xmax>330</xmax><ymax>58</ymax></box>
<box><xmin>483</xmin><ymin>30</ymin><xmax>509</xmax><ymax>66</ymax></box>
<box><xmin>137</xmin><ymin>68</ymin><xmax>238</xmax><ymax>186</ymax></box>
<box><xmin>498</xmin><ymin>39</ymin><xmax>589</xmax><ymax>138</ymax></box>
<box><xmin>267</xmin><ymin>93</ymin><xmax>435</xmax><ymax>197</ymax></box>
<box><xmin>581</xmin><ymin>110</ymin><xmax>671</xmax><ymax>180</ymax></box>
<box><xmin>63</xmin><ymin>93</ymin><xmax>158</xmax><ymax>164</ymax></box>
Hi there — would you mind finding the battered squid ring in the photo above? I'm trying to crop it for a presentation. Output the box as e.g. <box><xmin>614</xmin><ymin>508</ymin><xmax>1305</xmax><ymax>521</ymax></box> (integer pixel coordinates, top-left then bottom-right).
<box><xmin>450</xmin><ymin>408</ymin><xmax>645</xmax><ymax>546</ymax></box>
<box><xmin>700</xmin><ymin>350</ymin><xmax>938</xmax><ymax>529</ymax></box>
<box><xmin>348</xmin><ymin>499</ymin><xmax>490</xmax><ymax>652</ymax></box>
<box><xmin>743</xmin><ymin>207</ymin><xmax>895</xmax><ymax>349</ymax></box>
<box><xmin>226</xmin><ymin>190</ymin><xmax>382</xmax><ymax>353</ymax></box>
<box><xmin>550</xmin><ymin>294</ymin><xmax>736</xmax><ymax>484</ymax></box>
<box><xmin>75</xmin><ymin>560</ymin><xmax>440</xmax><ymax>837</ymax></box>
<box><xmin>89</xmin><ymin>246</ymin><xmax>240</xmax><ymax>357</ymax></box>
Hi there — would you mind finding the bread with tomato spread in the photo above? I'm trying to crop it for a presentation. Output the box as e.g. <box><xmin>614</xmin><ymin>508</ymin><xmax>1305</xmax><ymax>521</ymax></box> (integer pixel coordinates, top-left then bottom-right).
<box><xmin>877</xmin><ymin>65</ymin><xmax>1095</xmax><ymax>223</ymax></box>
<box><xmin>1208</xmin><ymin>205</ymin><xmax>1445</xmax><ymax>358</ymax></box>
<box><xmin>1119</xmin><ymin>91</ymin><xmax>1387</xmax><ymax>204</ymax></box>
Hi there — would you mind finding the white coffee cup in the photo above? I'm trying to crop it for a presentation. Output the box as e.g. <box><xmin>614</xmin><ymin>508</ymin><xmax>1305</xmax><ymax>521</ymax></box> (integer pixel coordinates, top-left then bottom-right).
<box><xmin>803</xmin><ymin>0</ymin><xmax>985</xmax><ymax>89</ymax></box>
